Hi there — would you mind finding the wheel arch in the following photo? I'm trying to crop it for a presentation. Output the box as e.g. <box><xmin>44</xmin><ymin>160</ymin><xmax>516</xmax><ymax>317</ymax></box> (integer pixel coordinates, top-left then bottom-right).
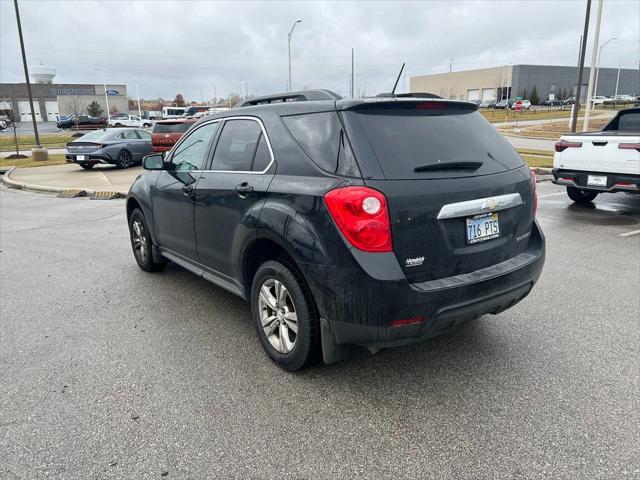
<box><xmin>242</xmin><ymin>235</ymin><xmax>303</xmax><ymax>300</ymax></box>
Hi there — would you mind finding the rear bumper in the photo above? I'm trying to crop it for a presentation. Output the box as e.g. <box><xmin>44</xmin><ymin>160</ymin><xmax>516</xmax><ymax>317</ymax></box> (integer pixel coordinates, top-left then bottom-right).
<box><xmin>65</xmin><ymin>153</ymin><xmax>114</xmax><ymax>165</ymax></box>
<box><xmin>152</xmin><ymin>146</ymin><xmax>172</xmax><ymax>152</ymax></box>
<box><xmin>305</xmin><ymin>221</ymin><xmax>545</xmax><ymax>354</ymax></box>
<box><xmin>552</xmin><ymin>168</ymin><xmax>640</xmax><ymax>193</ymax></box>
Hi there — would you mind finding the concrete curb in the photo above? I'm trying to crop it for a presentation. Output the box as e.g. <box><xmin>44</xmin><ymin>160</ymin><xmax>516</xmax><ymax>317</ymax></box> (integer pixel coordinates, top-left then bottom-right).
<box><xmin>0</xmin><ymin>166</ymin><xmax>127</xmax><ymax>197</ymax></box>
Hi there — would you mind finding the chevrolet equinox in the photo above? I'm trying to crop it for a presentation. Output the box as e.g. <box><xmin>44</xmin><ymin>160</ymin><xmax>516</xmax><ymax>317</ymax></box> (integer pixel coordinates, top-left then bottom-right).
<box><xmin>126</xmin><ymin>90</ymin><xmax>545</xmax><ymax>371</ymax></box>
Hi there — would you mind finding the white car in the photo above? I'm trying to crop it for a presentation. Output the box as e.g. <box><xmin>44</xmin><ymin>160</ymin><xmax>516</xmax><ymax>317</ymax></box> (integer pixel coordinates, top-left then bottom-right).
<box><xmin>552</xmin><ymin>107</ymin><xmax>640</xmax><ymax>203</ymax></box>
<box><xmin>590</xmin><ymin>96</ymin><xmax>609</xmax><ymax>105</ymax></box>
<box><xmin>108</xmin><ymin>114</ymin><xmax>153</xmax><ymax>128</ymax></box>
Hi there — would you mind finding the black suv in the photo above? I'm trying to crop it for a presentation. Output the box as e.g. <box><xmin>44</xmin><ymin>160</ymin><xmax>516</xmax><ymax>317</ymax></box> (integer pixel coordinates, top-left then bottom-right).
<box><xmin>126</xmin><ymin>90</ymin><xmax>545</xmax><ymax>371</ymax></box>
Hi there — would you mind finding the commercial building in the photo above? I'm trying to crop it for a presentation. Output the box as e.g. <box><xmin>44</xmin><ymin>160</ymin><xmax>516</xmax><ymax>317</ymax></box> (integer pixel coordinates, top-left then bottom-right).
<box><xmin>410</xmin><ymin>64</ymin><xmax>640</xmax><ymax>103</ymax></box>
<box><xmin>0</xmin><ymin>66</ymin><xmax>129</xmax><ymax>123</ymax></box>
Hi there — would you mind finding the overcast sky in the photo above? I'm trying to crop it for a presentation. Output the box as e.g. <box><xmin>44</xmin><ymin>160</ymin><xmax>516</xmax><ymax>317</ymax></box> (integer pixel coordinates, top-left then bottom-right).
<box><xmin>1</xmin><ymin>0</ymin><xmax>638</xmax><ymax>101</ymax></box>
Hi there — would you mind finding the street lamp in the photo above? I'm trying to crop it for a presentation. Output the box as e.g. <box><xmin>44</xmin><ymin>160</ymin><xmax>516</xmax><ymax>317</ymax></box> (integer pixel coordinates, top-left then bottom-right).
<box><xmin>593</xmin><ymin>36</ymin><xmax>618</xmax><ymax>100</ymax></box>
<box><xmin>288</xmin><ymin>20</ymin><xmax>302</xmax><ymax>92</ymax></box>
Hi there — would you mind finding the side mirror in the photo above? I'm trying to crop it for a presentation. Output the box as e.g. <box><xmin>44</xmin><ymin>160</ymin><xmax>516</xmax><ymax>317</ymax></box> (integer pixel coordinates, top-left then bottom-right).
<box><xmin>143</xmin><ymin>153</ymin><xmax>164</xmax><ymax>170</ymax></box>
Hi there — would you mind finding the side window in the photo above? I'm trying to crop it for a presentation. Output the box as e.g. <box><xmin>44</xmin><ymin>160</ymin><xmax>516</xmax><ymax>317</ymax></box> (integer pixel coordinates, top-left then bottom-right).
<box><xmin>137</xmin><ymin>130</ymin><xmax>151</xmax><ymax>140</ymax></box>
<box><xmin>211</xmin><ymin>119</ymin><xmax>267</xmax><ymax>172</ymax></box>
<box><xmin>122</xmin><ymin>130</ymin><xmax>140</xmax><ymax>139</ymax></box>
<box><xmin>282</xmin><ymin>112</ymin><xmax>341</xmax><ymax>172</ymax></box>
<box><xmin>170</xmin><ymin>122</ymin><xmax>218</xmax><ymax>172</ymax></box>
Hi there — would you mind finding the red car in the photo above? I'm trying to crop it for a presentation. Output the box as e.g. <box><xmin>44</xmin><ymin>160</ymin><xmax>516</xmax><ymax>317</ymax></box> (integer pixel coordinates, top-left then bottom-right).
<box><xmin>151</xmin><ymin>119</ymin><xmax>196</xmax><ymax>152</ymax></box>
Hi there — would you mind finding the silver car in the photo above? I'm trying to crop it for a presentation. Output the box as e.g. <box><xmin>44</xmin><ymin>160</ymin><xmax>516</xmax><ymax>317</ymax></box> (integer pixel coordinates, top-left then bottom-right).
<box><xmin>65</xmin><ymin>128</ymin><xmax>153</xmax><ymax>169</ymax></box>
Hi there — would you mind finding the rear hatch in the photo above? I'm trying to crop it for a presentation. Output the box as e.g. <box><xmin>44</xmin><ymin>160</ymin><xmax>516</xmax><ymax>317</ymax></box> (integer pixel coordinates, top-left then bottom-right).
<box><xmin>341</xmin><ymin>100</ymin><xmax>536</xmax><ymax>283</ymax></box>
<box><xmin>152</xmin><ymin>122</ymin><xmax>193</xmax><ymax>148</ymax></box>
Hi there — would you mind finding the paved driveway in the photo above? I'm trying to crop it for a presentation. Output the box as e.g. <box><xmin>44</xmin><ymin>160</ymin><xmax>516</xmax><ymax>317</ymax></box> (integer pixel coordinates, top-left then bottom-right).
<box><xmin>1</xmin><ymin>184</ymin><xmax>638</xmax><ymax>479</ymax></box>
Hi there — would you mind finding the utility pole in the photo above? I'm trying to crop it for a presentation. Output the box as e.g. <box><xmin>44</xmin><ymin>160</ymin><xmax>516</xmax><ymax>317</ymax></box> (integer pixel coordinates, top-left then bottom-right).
<box><xmin>570</xmin><ymin>0</ymin><xmax>592</xmax><ymax>133</ymax></box>
<box><xmin>287</xmin><ymin>20</ymin><xmax>302</xmax><ymax>92</ymax></box>
<box><xmin>351</xmin><ymin>48</ymin><xmax>354</xmax><ymax>98</ymax></box>
<box><xmin>449</xmin><ymin>58</ymin><xmax>453</xmax><ymax>73</ymax></box>
<box><xmin>13</xmin><ymin>0</ymin><xmax>42</xmax><ymax>149</ymax></box>
<box><xmin>583</xmin><ymin>0</ymin><xmax>603</xmax><ymax>131</ymax></box>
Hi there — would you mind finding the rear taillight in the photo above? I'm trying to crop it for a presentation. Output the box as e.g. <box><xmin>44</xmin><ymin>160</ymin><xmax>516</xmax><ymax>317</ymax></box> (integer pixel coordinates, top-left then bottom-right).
<box><xmin>618</xmin><ymin>143</ymin><xmax>640</xmax><ymax>152</ymax></box>
<box><xmin>324</xmin><ymin>186</ymin><xmax>392</xmax><ymax>252</ymax></box>
<box><xmin>555</xmin><ymin>140</ymin><xmax>583</xmax><ymax>152</ymax></box>
<box><xmin>416</xmin><ymin>102</ymin><xmax>446</xmax><ymax>110</ymax></box>
<box><xmin>531</xmin><ymin>170</ymin><xmax>538</xmax><ymax>216</ymax></box>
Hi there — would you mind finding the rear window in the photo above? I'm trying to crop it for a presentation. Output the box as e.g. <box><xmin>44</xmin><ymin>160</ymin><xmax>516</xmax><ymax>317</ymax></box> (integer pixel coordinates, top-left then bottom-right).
<box><xmin>343</xmin><ymin>105</ymin><xmax>524</xmax><ymax>179</ymax></box>
<box><xmin>153</xmin><ymin>122</ymin><xmax>192</xmax><ymax>134</ymax></box>
<box><xmin>76</xmin><ymin>129</ymin><xmax>111</xmax><ymax>141</ymax></box>
<box><xmin>603</xmin><ymin>111</ymin><xmax>640</xmax><ymax>132</ymax></box>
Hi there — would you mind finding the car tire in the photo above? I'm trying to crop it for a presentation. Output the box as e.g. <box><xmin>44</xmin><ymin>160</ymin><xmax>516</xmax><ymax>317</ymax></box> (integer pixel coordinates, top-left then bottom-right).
<box><xmin>143</xmin><ymin>123</ymin><xmax>151</xmax><ymax>128</ymax></box>
<box><xmin>128</xmin><ymin>208</ymin><xmax>166</xmax><ymax>272</ymax></box>
<box><xmin>116</xmin><ymin>149</ymin><xmax>132</xmax><ymax>169</ymax></box>
<box><xmin>79</xmin><ymin>163</ymin><xmax>94</xmax><ymax>170</ymax></box>
<box><xmin>567</xmin><ymin>186</ymin><xmax>599</xmax><ymax>203</ymax></box>
<box><xmin>114</xmin><ymin>123</ymin><xmax>122</xmax><ymax>127</ymax></box>
<box><xmin>251</xmin><ymin>260</ymin><xmax>319</xmax><ymax>371</ymax></box>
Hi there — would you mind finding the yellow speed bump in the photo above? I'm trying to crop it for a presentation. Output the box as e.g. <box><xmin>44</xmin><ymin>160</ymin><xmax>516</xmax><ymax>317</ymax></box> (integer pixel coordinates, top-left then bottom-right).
<box><xmin>57</xmin><ymin>188</ymin><xmax>86</xmax><ymax>198</ymax></box>
<box><xmin>90</xmin><ymin>190</ymin><xmax>121</xmax><ymax>200</ymax></box>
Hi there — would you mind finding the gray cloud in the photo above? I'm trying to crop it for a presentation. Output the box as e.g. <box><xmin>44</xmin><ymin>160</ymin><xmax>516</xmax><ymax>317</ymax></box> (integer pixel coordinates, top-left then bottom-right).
<box><xmin>1</xmin><ymin>0</ymin><xmax>638</xmax><ymax>101</ymax></box>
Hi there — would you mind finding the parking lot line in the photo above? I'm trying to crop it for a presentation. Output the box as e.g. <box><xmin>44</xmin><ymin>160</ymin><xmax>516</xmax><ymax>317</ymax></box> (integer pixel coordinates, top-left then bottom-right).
<box><xmin>619</xmin><ymin>229</ymin><xmax>640</xmax><ymax>237</ymax></box>
<box><xmin>538</xmin><ymin>192</ymin><xmax>566</xmax><ymax>198</ymax></box>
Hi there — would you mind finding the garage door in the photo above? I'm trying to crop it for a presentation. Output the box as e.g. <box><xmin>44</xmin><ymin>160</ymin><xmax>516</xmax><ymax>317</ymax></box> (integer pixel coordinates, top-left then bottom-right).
<box><xmin>482</xmin><ymin>88</ymin><xmax>497</xmax><ymax>102</ymax></box>
<box><xmin>44</xmin><ymin>101</ymin><xmax>59</xmax><ymax>122</ymax></box>
<box><xmin>467</xmin><ymin>89</ymin><xmax>480</xmax><ymax>102</ymax></box>
<box><xmin>18</xmin><ymin>100</ymin><xmax>42</xmax><ymax>122</ymax></box>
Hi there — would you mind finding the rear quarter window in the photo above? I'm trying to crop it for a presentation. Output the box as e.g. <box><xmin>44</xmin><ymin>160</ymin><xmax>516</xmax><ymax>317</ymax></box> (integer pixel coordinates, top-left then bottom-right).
<box><xmin>282</xmin><ymin>112</ymin><xmax>360</xmax><ymax>176</ymax></box>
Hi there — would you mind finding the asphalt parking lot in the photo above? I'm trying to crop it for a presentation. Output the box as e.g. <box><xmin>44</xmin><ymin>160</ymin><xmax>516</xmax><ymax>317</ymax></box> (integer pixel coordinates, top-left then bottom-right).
<box><xmin>1</xmin><ymin>183</ymin><xmax>639</xmax><ymax>479</ymax></box>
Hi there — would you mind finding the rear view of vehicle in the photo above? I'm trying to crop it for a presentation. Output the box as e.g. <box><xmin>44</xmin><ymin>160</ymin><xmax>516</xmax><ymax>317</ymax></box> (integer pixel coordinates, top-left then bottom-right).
<box><xmin>151</xmin><ymin>119</ymin><xmax>195</xmax><ymax>152</ymax></box>
<box><xmin>313</xmin><ymin>100</ymin><xmax>544</xmax><ymax>357</ymax></box>
<box><xmin>553</xmin><ymin>107</ymin><xmax>640</xmax><ymax>203</ymax></box>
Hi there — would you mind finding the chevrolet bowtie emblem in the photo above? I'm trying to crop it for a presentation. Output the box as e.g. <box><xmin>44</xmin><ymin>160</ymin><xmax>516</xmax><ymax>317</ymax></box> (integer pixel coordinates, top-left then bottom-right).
<box><xmin>482</xmin><ymin>198</ymin><xmax>498</xmax><ymax>210</ymax></box>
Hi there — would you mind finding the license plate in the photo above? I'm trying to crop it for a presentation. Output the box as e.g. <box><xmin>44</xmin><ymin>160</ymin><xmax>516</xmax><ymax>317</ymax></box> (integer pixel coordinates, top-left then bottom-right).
<box><xmin>76</xmin><ymin>155</ymin><xmax>86</xmax><ymax>161</ymax></box>
<box><xmin>587</xmin><ymin>175</ymin><xmax>607</xmax><ymax>187</ymax></box>
<box><xmin>466</xmin><ymin>212</ymin><xmax>500</xmax><ymax>244</ymax></box>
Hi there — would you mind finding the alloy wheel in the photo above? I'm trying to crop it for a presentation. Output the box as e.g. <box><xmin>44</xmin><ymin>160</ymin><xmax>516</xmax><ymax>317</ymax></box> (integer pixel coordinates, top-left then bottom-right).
<box><xmin>131</xmin><ymin>218</ymin><xmax>147</xmax><ymax>262</ymax></box>
<box><xmin>258</xmin><ymin>278</ymin><xmax>298</xmax><ymax>354</ymax></box>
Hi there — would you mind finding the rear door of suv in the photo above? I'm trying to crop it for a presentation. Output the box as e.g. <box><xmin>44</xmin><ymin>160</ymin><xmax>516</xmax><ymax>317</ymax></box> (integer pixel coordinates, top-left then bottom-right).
<box><xmin>194</xmin><ymin>117</ymin><xmax>275</xmax><ymax>279</ymax></box>
<box><xmin>340</xmin><ymin>100</ymin><xmax>536</xmax><ymax>284</ymax></box>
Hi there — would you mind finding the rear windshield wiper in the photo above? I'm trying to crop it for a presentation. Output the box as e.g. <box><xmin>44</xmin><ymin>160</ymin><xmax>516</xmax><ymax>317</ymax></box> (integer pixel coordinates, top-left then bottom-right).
<box><xmin>414</xmin><ymin>161</ymin><xmax>483</xmax><ymax>172</ymax></box>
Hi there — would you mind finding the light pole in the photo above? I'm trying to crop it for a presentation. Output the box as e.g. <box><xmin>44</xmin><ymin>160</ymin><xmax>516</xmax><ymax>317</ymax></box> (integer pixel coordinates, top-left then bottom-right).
<box><xmin>583</xmin><ymin>0</ymin><xmax>603</xmax><ymax>131</ymax></box>
<box><xmin>614</xmin><ymin>61</ymin><xmax>621</xmax><ymax>106</ymax></box>
<box><xmin>593</xmin><ymin>36</ymin><xmax>618</xmax><ymax>100</ymax></box>
<box><xmin>449</xmin><ymin>58</ymin><xmax>453</xmax><ymax>73</ymax></box>
<box><xmin>288</xmin><ymin>20</ymin><xmax>302</xmax><ymax>92</ymax></box>
<box><xmin>135</xmin><ymin>83</ymin><xmax>142</xmax><ymax>118</ymax></box>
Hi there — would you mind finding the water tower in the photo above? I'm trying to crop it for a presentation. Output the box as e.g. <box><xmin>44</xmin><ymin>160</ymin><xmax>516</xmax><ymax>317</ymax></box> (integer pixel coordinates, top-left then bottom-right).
<box><xmin>29</xmin><ymin>65</ymin><xmax>56</xmax><ymax>84</ymax></box>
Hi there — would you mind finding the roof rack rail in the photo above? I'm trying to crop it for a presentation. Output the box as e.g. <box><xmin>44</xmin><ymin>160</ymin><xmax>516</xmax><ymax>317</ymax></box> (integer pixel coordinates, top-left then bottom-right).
<box><xmin>375</xmin><ymin>92</ymin><xmax>442</xmax><ymax>99</ymax></box>
<box><xmin>236</xmin><ymin>89</ymin><xmax>342</xmax><ymax>107</ymax></box>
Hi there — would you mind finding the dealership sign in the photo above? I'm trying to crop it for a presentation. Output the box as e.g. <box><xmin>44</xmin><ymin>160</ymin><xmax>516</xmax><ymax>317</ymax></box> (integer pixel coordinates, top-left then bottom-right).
<box><xmin>50</xmin><ymin>87</ymin><xmax>96</xmax><ymax>96</ymax></box>
<box><xmin>106</xmin><ymin>89</ymin><xmax>120</xmax><ymax>96</ymax></box>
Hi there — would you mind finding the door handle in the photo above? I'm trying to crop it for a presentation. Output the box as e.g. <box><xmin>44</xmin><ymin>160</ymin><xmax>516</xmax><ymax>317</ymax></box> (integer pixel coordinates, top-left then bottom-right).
<box><xmin>182</xmin><ymin>184</ymin><xmax>194</xmax><ymax>195</ymax></box>
<box><xmin>235</xmin><ymin>182</ymin><xmax>254</xmax><ymax>196</ymax></box>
